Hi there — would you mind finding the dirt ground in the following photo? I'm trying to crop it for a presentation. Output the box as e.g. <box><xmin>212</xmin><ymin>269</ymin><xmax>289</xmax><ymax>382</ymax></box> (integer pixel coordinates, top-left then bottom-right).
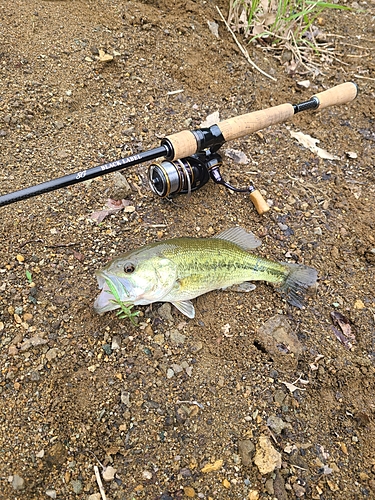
<box><xmin>0</xmin><ymin>0</ymin><xmax>375</xmax><ymax>499</ymax></box>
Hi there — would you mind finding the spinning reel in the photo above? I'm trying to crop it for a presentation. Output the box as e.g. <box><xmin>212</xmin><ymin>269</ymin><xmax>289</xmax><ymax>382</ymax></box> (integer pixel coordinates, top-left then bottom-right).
<box><xmin>148</xmin><ymin>149</ymin><xmax>270</xmax><ymax>214</ymax></box>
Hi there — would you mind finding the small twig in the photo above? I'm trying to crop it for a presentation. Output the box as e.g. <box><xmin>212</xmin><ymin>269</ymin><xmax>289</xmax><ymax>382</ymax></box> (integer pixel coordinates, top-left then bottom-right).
<box><xmin>44</xmin><ymin>242</ymin><xmax>80</xmax><ymax>248</ymax></box>
<box><xmin>216</xmin><ymin>6</ymin><xmax>277</xmax><ymax>82</ymax></box>
<box><xmin>326</xmin><ymin>33</ymin><xmax>375</xmax><ymax>43</ymax></box>
<box><xmin>353</xmin><ymin>74</ymin><xmax>375</xmax><ymax>81</ymax></box>
<box><xmin>94</xmin><ymin>465</ymin><xmax>108</xmax><ymax>500</ymax></box>
<box><xmin>176</xmin><ymin>400</ymin><xmax>204</xmax><ymax>409</ymax></box>
<box><xmin>19</xmin><ymin>239</ymin><xmax>44</xmax><ymax>248</ymax></box>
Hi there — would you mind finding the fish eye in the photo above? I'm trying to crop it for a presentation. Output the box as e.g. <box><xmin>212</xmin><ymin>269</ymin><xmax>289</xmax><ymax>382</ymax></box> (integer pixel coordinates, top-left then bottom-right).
<box><xmin>124</xmin><ymin>263</ymin><xmax>135</xmax><ymax>274</ymax></box>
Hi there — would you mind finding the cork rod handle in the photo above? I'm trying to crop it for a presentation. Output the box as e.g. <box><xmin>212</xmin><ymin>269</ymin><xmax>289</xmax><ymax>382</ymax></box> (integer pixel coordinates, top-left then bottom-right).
<box><xmin>313</xmin><ymin>81</ymin><xmax>357</xmax><ymax>110</ymax></box>
<box><xmin>165</xmin><ymin>82</ymin><xmax>358</xmax><ymax>160</ymax></box>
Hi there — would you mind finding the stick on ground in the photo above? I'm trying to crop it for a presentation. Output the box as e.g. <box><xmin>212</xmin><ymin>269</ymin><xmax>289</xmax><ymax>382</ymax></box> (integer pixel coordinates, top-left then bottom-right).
<box><xmin>216</xmin><ymin>6</ymin><xmax>277</xmax><ymax>82</ymax></box>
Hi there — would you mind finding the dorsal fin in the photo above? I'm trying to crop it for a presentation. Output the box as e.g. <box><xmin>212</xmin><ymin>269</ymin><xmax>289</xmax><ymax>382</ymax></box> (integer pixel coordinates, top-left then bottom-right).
<box><xmin>212</xmin><ymin>227</ymin><xmax>262</xmax><ymax>250</ymax></box>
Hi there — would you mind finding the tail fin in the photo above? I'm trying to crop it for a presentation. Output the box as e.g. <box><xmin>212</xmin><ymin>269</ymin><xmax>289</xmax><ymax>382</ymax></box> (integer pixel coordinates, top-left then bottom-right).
<box><xmin>281</xmin><ymin>263</ymin><xmax>318</xmax><ymax>308</ymax></box>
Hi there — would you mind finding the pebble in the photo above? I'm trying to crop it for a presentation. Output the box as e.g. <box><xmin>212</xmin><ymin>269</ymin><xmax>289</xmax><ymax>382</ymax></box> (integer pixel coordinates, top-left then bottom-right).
<box><xmin>238</xmin><ymin>439</ymin><xmax>255</xmax><ymax>466</ymax></box>
<box><xmin>88</xmin><ymin>494</ymin><xmax>101</xmax><ymax>500</ymax></box>
<box><xmin>184</xmin><ymin>486</ymin><xmax>196</xmax><ymax>497</ymax></box>
<box><xmin>293</xmin><ymin>483</ymin><xmax>306</xmax><ymax>497</ymax></box>
<box><xmin>142</xmin><ymin>470</ymin><xmax>153</xmax><ymax>480</ymax></box>
<box><xmin>46</xmin><ymin>347</ymin><xmax>59</xmax><ymax>361</ymax></box>
<box><xmin>166</xmin><ymin>368</ymin><xmax>174</xmax><ymax>379</ymax></box>
<box><xmin>102</xmin><ymin>343</ymin><xmax>112</xmax><ymax>355</ymax></box>
<box><xmin>169</xmin><ymin>329</ymin><xmax>186</xmax><ymax>345</ymax></box>
<box><xmin>45</xmin><ymin>441</ymin><xmax>67</xmax><ymax>467</ymax></box>
<box><xmin>254</xmin><ymin>436</ymin><xmax>281</xmax><ymax>474</ymax></box>
<box><xmin>189</xmin><ymin>341</ymin><xmax>203</xmax><ymax>353</ymax></box>
<box><xmin>201</xmin><ymin>459</ymin><xmax>223</xmax><ymax>473</ymax></box>
<box><xmin>111</xmin><ymin>336</ymin><xmax>121</xmax><ymax>350</ymax></box>
<box><xmin>102</xmin><ymin>466</ymin><xmax>117</xmax><ymax>481</ymax></box>
<box><xmin>255</xmin><ymin>314</ymin><xmax>302</xmax><ymax>368</ymax></box>
<box><xmin>71</xmin><ymin>479</ymin><xmax>82</xmax><ymax>493</ymax></box>
<box><xmin>267</xmin><ymin>415</ymin><xmax>292</xmax><ymax>435</ymax></box>
<box><xmin>46</xmin><ymin>490</ymin><xmax>57</xmax><ymax>499</ymax></box>
<box><xmin>11</xmin><ymin>474</ymin><xmax>25</xmax><ymax>490</ymax></box>
<box><xmin>158</xmin><ymin>303</ymin><xmax>174</xmax><ymax>322</ymax></box>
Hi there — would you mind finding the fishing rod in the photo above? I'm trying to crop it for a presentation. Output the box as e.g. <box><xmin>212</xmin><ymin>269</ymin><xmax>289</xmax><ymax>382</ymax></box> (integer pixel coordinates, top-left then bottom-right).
<box><xmin>0</xmin><ymin>82</ymin><xmax>357</xmax><ymax>214</ymax></box>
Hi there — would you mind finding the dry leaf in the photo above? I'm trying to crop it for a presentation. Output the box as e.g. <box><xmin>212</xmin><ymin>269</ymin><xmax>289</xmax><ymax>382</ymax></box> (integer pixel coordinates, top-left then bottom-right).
<box><xmin>289</xmin><ymin>130</ymin><xmax>339</xmax><ymax>160</ymax></box>
<box><xmin>90</xmin><ymin>199</ymin><xmax>131</xmax><ymax>223</ymax></box>
<box><xmin>199</xmin><ymin>111</ymin><xmax>220</xmax><ymax>128</ymax></box>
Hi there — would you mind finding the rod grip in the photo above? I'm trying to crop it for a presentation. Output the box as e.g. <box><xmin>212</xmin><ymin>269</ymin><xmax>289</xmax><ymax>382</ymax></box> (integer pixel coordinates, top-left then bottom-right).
<box><xmin>165</xmin><ymin>103</ymin><xmax>295</xmax><ymax>160</ymax></box>
<box><xmin>217</xmin><ymin>103</ymin><xmax>295</xmax><ymax>143</ymax></box>
<box><xmin>313</xmin><ymin>82</ymin><xmax>358</xmax><ymax>110</ymax></box>
<box><xmin>249</xmin><ymin>189</ymin><xmax>270</xmax><ymax>215</ymax></box>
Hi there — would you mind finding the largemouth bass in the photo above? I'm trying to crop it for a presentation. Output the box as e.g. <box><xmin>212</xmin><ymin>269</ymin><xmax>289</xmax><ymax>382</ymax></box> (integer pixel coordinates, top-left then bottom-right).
<box><xmin>94</xmin><ymin>227</ymin><xmax>317</xmax><ymax>319</ymax></box>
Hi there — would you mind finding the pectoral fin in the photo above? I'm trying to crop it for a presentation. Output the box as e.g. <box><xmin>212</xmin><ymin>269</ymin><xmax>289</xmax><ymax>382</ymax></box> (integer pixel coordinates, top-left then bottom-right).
<box><xmin>171</xmin><ymin>300</ymin><xmax>195</xmax><ymax>318</ymax></box>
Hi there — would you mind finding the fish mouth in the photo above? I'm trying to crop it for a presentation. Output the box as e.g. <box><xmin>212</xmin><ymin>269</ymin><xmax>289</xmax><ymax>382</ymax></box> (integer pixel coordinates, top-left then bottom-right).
<box><xmin>93</xmin><ymin>271</ymin><xmax>134</xmax><ymax>315</ymax></box>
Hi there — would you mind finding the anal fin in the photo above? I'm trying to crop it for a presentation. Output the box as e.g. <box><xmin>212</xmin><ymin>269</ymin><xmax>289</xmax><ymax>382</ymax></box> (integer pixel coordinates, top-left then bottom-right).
<box><xmin>225</xmin><ymin>282</ymin><xmax>256</xmax><ymax>293</ymax></box>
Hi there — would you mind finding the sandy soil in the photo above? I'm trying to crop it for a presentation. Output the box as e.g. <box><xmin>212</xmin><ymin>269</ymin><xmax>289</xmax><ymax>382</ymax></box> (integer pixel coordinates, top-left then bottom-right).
<box><xmin>0</xmin><ymin>1</ymin><xmax>374</xmax><ymax>499</ymax></box>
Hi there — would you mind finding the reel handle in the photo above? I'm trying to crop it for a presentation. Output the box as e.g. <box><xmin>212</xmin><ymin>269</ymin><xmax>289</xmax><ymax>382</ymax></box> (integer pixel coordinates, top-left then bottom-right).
<box><xmin>164</xmin><ymin>82</ymin><xmax>358</xmax><ymax>160</ymax></box>
<box><xmin>249</xmin><ymin>189</ymin><xmax>270</xmax><ymax>215</ymax></box>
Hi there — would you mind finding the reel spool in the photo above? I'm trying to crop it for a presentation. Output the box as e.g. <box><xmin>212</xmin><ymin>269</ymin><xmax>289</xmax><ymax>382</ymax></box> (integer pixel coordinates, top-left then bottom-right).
<box><xmin>148</xmin><ymin>152</ymin><xmax>270</xmax><ymax>215</ymax></box>
<box><xmin>148</xmin><ymin>154</ymin><xmax>212</xmax><ymax>198</ymax></box>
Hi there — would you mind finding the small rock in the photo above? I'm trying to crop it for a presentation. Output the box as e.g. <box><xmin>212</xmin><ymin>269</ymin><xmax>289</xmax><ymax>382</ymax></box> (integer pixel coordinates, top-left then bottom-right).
<box><xmin>102</xmin><ymin>344</ymin><xmax>112</xmax><ymax>355</ymax></box>
<box><xmin>102</xmin><ymin>466</ymin><xmax>117</xmax><ymax>481</ymax></box>
<box><xmin>45</xmin><ymin>442</ymin><xmax>67</xmax><ymax>467</ymax></box>
<box><xmin>184</xmin><ymin>486</ymin><xmax>196</xmax><ymax>497</ymax></box>
<box><xmin>158</xmin><ymin>303</ymin><xmax>174</xmax><ymax>322</ymax></box>
<box><xmin>238</xmin><ymin>439</ymin><xmax>255</xmax><ymax>467</ymax></box>
<box><xmin>169</xmin><ymin>329</ymin><xmax>186</xmax><ymax>345</ymax></box>
<box><xmin>297</xmin><ymin>80</ymin><xmax>310</xmax><ymax>89</ymax></box>
<box><xmin>273</xmin><ymin>471</ymin><xmax>289</xmax><ymax>500</ymax></box>
<box><xmin>88</xmin><ymin>494</ymin><xmax>102</xmax><ymax>500</ymax></box>
<box><xmin>265</xmin><ymin>478</ymin><xmax>274</xmax><ymax>495</ymax></box>
<box><xmin>222</xmin><ymin>478</ymin><xmax>231</xmax><ymax>488</ymax></box>
<box><xmin>121</xmin><ymin>390</ymin><xmax>131</xmax><ymax>407</ymax></box>
<box><xmin>354</xmin><ymin>299</ymin><xmax>365</xmax><ymax>310</ymax></box>
<box><xmin>166</xmin><ymin>368</ymin><xmax>174</xmax><ymax>379</ymax></box>
<box><xmin>224</xmin><ymin>148</ymin><xmax>249</xmax><ymax>164</ymax></box>
<box><xmin>255</xmin><ymin>315</ymin><xmax>302</xmax><ymax>369</ymax></box>
<box><xmin>142</xmin><ymin>470</ymin><xmax>152</xmax><ymax>480</ymax></box>
<box><xmin>46</xmin><ymin>347</ymin><xmax>58</xmax><ymax>361</ymax></box>
<box><xmin>8</xmin><ymin>345</ymin><xmax>18</xmax><ymax>356</ymax></box>
<box><xmin>20</xmin><ymin>335</ymin><xmax>48</xmax><ymax>351</ymax></box>
<box><xmin>12</xmin><ymin>474</ymin><xmax>25</xmax><ymax>490</ymax></box>
<box><xmin>71</xmin><ymin>479</ymin><xmax>82</xmax><ymax>494</ymax></box>
<box><xmin>46</xmin><ymin>490</ymin><xmax>57</xmax><ymax>499</ymax></box>
<box><xmin>267</xmin><ymin>415</ymin><xmax>292</xmax><ymax>435</ymax></box>
<box><xmin>111</xmin><ymin>336</ymin><xmax>121</xmax><ymax>350</ymax></box>
<box><xmin>189</xmin><ymin>341</ymin><xmax>203</xmax><ymax>353</ymax></box>
<box><xmin>153</xmin><ymin>333</ymin><xmax>165</xmax><ymax>345</ymax></box>
<box><xmin>111</xmin><ymin>171</ymin><xmax>131</xmax><ymax>199</ymax></box>
<box><xmin>98</xmin><ymin>49</ymin><xmax>113</xmax><ymax>62</ymax></box>
<box><xmin>207</xmin><ymin>20</ymin><xmax>219</xmax><ymax>39</ymax></box>
<box><xmin>254</xmin><ymin>436</ymin><xmax>281</xmax><ymax>474</ymax></box>
<box><xmin>293</xmin><ymin>482</ymin><xmax>306</xmax><ymax>497</ymax></box>
<box><xmin>201</xmin><ymin>459</ymin><xmax>223</xmax><ymax>473</ymax></box>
